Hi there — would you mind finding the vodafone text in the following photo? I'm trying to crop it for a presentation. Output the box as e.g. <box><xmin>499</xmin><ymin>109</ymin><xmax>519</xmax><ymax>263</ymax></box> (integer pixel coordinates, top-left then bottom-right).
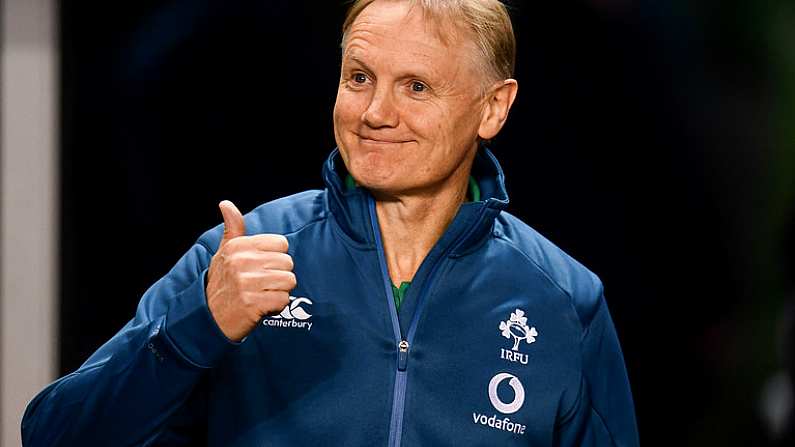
<box><xmin>472</xmin><ymin>413</ymin><xmax>526</xmax><ymax>435</ymax></box>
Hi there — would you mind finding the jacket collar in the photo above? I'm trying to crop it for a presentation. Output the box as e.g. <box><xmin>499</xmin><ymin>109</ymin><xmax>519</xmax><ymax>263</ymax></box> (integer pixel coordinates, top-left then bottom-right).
<box><xmin>322</xmin><ymin>146</ymin><xmax>509</xmax><ymax>256</ymax></box>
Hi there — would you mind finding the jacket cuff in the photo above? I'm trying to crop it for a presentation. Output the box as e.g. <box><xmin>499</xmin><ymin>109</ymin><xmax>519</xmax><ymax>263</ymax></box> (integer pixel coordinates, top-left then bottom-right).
<box><xmin>163</xmin><ymin>269</ymin><xmax>240</xmax><ymax>368</ymax></box>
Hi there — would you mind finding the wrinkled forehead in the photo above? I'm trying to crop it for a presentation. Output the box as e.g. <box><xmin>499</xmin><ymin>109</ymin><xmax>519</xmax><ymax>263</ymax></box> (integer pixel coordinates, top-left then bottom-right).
<box><xmin>343</xmin><ymin>1</ymin><xmax>477</xmax><ymax>64</ymax></box>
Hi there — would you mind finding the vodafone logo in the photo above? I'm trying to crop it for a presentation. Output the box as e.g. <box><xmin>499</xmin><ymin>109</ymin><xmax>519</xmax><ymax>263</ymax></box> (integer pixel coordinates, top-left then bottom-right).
<box><xmin>488</xmin><ymin>373</ymin><xmax>525</xmax><ymax>414</ymax></box>
<box><xmin>472</xmin><ymin>372</ymin><xmax>528</xmax><ymax>435</ymax></box>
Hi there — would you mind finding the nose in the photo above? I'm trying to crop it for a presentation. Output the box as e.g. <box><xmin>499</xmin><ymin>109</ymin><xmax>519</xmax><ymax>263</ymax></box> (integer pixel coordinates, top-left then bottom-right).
<box><xmin>361</xmin><ymin>85</ymin><xmax>399</xmax><ymax>129</ymax></box>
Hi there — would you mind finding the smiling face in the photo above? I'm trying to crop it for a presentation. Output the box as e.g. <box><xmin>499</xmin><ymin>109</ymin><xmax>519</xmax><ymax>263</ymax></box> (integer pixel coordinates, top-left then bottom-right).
<box><xmin>333</xmin><ymin>0</ymin><xmax>496</xmax><ymax>197</ymax></box>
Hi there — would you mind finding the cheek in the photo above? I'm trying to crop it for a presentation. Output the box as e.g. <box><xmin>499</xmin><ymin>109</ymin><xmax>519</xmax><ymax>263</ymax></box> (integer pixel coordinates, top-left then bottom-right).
<box><xmin>334</xmin><ymin>89</ymin><xmax>367</xmax><ymax>127</ymax></box>
<box><xmin>334</xmin><ymin>91</ymin><xmax>358</xmax><ymax>150</ymax></box>
<box><xmin>406</xmin><ymin>103</ymin><xmax>476</xmax><ymax>151</ymax></box>
<box><xmin>399</xmin><ymin>101</ymin><xmax>441</xmax><ymax>141</ymax></box>
<box><xmin>446</xmin><ymin>107</ymin><xmax>482</xmax><ymax>147</ymax></box>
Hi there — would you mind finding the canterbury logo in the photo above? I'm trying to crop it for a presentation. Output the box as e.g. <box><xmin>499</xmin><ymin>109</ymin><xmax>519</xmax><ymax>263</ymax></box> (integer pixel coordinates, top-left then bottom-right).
<box><xmin>273</xmin><ymin>296</ymin><xmax>312</xmax><ymax>321</ymax></box>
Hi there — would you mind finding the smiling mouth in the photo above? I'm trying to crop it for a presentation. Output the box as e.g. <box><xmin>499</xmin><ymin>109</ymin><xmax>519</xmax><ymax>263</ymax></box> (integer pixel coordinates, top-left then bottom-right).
<box><xmin>361</xmin><ymin>138</ymin><xmax>405</xmax><ymax>144</ymax></box>
<box><xmin>355</xmin><ymin>133</ymin><xmax>411</xmax><ymax>145</ymax></box>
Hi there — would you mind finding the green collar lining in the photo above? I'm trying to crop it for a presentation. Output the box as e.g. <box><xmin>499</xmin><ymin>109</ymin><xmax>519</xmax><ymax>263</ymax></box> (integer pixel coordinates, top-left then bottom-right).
<box><xmin>468</xmin><ymin>176</ymin><xmax>481</xmax><ymax>202</ymax></box>
<box><xmin>344</xmin><ymin>173</ymin><xmax>357</xmax><ymax>192</ymax></box>
<box><xmin>391</xmin><ymin>281</ymin><xmax>411</xmax><ymax>310</ymax></box>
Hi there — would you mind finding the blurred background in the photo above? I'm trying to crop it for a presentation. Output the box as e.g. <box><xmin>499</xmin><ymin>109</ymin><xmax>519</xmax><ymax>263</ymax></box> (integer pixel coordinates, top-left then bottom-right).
<box><xmin>1</xmin><ymin>0</ymin><xmax>793</xmax><ymax>445</ymax></box>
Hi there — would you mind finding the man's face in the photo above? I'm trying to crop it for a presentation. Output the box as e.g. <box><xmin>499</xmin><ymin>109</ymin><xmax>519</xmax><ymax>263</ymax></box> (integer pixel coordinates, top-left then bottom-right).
<box><xmin>333</xmin><ymin>0</ymin><xmax>489</xmax><ymax>196</ymax></box>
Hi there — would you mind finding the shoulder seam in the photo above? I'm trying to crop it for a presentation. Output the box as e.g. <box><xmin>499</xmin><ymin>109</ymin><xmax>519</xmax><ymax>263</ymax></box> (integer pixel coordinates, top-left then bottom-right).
<box><xmin>493</xmin><ymin>234</ymin><xmax>575</xmax><ymax>303</ymax></box>
<box><xmin>196</xmin><ymin>239</ymin><xmax>214</xmax><ymax>256</ymax></box>
<box><xmin>492</xmin><ymin>234</ymin><xmax>591</xmax><ymax>336</ymax></box>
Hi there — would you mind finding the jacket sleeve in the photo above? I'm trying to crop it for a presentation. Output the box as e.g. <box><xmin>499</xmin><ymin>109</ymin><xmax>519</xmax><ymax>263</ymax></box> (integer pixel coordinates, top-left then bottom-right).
<box><xmin>554</xmin><ymin>294</ymin><xmax>640</xmax><ymax>447</ymax></box>
<box><xmin>21</xmin><ymin>237</ymin><xmax>240</xmax><ymax>446</ymax></box>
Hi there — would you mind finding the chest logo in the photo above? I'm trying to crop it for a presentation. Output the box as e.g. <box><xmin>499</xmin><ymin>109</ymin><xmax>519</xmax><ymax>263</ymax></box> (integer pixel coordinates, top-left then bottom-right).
<box><xmin>488</xmin><ymin>373</ymin><xmax>526</xmax><ymax>414</ymax></box>
<box><xmin>262</xmin><ymin>296</ymin><xmax>313</xmax><ymax>331</ymax></box>
<box><xmin>277</xmin><ymin>297</ymin><xmax>312</xmax><ymax>320</ymax></box>
<box><xmin>499</xmin><ymin>309</ymin><xmax>538</xmax><ymax>365</ymax></box>
<box><xmin>471</xmin><ymin>372</ymin><xmax>527</xmax><ymax>436</ymax></box>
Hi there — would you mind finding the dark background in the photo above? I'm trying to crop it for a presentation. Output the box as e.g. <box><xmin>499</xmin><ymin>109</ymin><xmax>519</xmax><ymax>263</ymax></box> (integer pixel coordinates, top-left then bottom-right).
<box><xmin>59</xmin><ymin>0</ymin><xmax>795</xmax><ymax>445</ymax></box>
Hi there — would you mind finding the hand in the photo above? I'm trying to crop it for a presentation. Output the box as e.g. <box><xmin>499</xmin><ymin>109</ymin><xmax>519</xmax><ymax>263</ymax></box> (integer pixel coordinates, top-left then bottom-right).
<box><xmin>205</xmin><ymin>200</ymin><xmax>295</xmax><ymax>342</ymax></box>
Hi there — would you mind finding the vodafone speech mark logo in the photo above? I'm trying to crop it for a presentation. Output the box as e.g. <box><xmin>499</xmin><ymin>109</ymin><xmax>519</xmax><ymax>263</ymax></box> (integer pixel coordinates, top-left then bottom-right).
<box><xmin>488</xmin><ymin>373</ymin><xmax>525</xmax><ymax>414</ymax></box>
<box><xmin>472</xmin><ymin>373</ymin><xmax>527</xmax><ymax>436</ymax></box>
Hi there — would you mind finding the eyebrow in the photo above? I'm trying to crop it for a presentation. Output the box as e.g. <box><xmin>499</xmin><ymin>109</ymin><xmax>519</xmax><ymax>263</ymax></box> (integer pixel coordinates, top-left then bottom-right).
<box><xmin>345</xmin><ymin>55</ymin><xmax>375</xmax><ymax>74</ymax></box>
<box><xmin>344</xmin><ymin>54</ymin><xmax>437</xmax><ymax>84</ymax></box>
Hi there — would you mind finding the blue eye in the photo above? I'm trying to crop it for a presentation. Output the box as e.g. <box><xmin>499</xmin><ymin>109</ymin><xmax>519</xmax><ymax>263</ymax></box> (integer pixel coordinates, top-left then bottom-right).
<box><xmin>411</xmin><ymin>81</ymin><xmax>427</xmax><ymax>92</ymax></box>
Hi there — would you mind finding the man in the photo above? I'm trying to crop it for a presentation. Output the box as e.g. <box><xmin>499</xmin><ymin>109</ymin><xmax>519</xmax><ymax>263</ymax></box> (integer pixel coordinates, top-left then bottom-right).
<box><xmin>22</xmin><ymin>0</ymin><xmax>639</xmax><ymax>445</ymax></box>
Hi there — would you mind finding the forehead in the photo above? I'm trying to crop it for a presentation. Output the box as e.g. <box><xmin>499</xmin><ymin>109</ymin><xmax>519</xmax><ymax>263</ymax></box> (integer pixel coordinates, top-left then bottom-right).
<box><xmin>343</xmin><ymin>1</ymin><xmax>476</xmax><ymax>72</ymax></box>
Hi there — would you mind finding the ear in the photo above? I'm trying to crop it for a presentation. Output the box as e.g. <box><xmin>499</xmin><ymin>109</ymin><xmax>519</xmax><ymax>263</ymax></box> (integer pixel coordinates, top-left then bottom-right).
<box><xmin>478</xmin><ymin>79</ymin><xmax>518</xmax><ymax>140</ymax></box>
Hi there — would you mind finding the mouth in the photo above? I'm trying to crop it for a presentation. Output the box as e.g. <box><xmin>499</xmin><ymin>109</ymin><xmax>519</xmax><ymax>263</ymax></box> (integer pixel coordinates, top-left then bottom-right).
<box><xmin>355</xmin><ymin>132</ymin><xmax>411</xmax><ymax>145</ymax></box>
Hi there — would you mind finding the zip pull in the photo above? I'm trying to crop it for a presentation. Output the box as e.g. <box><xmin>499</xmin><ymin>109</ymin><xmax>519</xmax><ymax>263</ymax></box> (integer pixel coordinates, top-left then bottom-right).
<box><xmin>398</xmin><ymin>340</ymin><xmax>409</xmax><ymax>371</ymax></box>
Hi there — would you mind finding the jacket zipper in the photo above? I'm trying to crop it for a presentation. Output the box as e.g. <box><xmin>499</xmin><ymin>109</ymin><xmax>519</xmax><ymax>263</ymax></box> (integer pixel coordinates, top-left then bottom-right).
<box><xmin>368</xmin><ymin>197</ymin><xmax>407</xmax><ymax>447</ymax></box>
<box><xmin>368</xmin><ymin>196</ymin><xmax>487</xmax><ymax>447</ymax></box>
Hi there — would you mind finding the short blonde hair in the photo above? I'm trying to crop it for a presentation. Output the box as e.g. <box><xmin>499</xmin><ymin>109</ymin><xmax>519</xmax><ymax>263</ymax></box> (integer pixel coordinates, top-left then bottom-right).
<box><xmin>341</xmin><ymin>0</ymin><xmax>516</xmax><ymax>84</ymax></box>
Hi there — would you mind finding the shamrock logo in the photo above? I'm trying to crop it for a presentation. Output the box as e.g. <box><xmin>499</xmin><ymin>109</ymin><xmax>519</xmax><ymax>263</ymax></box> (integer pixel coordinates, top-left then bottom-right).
<box><xmin>499</xmin><ymin>309</ymin><xmax>538</xmax><ymax>351</ymax></box>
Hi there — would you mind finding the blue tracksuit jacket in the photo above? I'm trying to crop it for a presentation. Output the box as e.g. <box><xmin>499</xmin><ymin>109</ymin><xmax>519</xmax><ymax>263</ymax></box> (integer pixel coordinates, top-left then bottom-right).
<box><xmin>22</xmin><ymin>148</ymin><xmax>639</xmax><ymax>446</ymax></box>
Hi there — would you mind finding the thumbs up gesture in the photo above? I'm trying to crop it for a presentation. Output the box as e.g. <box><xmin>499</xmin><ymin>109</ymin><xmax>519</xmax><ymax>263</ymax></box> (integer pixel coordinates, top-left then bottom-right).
<box><xmin>206</xmin><ymin>200</ymin><xmax>295</xmax><ymax>342</ymax></box>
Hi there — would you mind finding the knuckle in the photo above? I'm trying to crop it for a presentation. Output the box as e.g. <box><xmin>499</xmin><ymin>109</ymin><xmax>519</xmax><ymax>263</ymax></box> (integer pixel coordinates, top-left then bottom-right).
<box><xmin>268</xmin><ymin>253</ymin><xmax>293</xmax><ymax>271</ymax></box>
<box><xmin>233</xmin><ymin>252</ymin><xmax>255</xmax><ymax>268</ymax></box>
<box><xmin>225</xmin><ymin>237</ymin><xmax>240</xmax><ymax>250</ymax></box>
<box><xmin>232</xmin><ymin>268</ymin><xmax>245</xmax><ymax>280</ymax></box>
<box><xmin>263</xmin><ymin>301</ymin><xmax>283</xmax><ymax>316</ymax></box>
<box><xmin>268</xmin><ymin>235</ymin><xmax>288</xmax><ymax>252</ymax></box>
<box><xmin>287</xmin><ymin>272</ymin><xmax>297</xmax><ymax>288</ymax></box>
<box><xmin>227</xmin><ymin>253</ymin><xmax>243</xmax><ymax>268</ymax></box>
<box><xmin>230</xmin><ymin>237</ymin><xmax>253</xmax><ymax>252</ymax></box>
<box><xmin>237</xmin><ymin>291</ymin><xmax>253</xmax><ymax>308</ymax></box>
<box><xmin>263</xmin><ymin>269</ymin><xmax>279</xmax><ymax>283</ymax></box>
<box><xmin>261</xmin><ymin>252</ymin><xmax>282</xmax><ymax>270</ymax></box>
<box><xmin>267</xmin><ymin>270</ymin><xmax>296</xmax><ymax>289</ymax></box>
<box><xmin>269</xmin><ymin>291</ymin><xmax>289</xmax><ymax>307</ymax></box>
<box><xmin>220</xmin><ymin>247</ymin><xmax>237</xmax><ymax>266</ymax></box>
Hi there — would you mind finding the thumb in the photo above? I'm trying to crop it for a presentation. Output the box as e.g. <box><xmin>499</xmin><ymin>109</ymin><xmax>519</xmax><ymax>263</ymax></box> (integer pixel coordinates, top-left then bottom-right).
<box><xmin>218</xmin><ymin>200</ymin><xmax>245</xmax><ymax>245</ymax></box>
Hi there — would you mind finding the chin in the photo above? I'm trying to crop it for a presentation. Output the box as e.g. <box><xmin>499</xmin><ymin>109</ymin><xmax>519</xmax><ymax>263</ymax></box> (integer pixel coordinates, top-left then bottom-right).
<box><xmin>339</xmin><ymin>139</ymin><xmax>418</xmax><ymax>192</ymax></box>
<box><xmin>349</xmin><ymin>163</ymin><xmax>395</xmax><ymax>189</ymax></box>
<box><xmin>346</xmin><ymin>161</ymin><xmax>403</xmax><ymax>195</ymax></box>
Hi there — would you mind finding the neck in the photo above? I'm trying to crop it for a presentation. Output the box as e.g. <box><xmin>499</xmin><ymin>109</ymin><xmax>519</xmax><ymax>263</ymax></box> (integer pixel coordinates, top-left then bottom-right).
<box><xmin>374</xmin><ymin>154</ymin><xmax>475</xmax><ymax>286</ymax></box>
